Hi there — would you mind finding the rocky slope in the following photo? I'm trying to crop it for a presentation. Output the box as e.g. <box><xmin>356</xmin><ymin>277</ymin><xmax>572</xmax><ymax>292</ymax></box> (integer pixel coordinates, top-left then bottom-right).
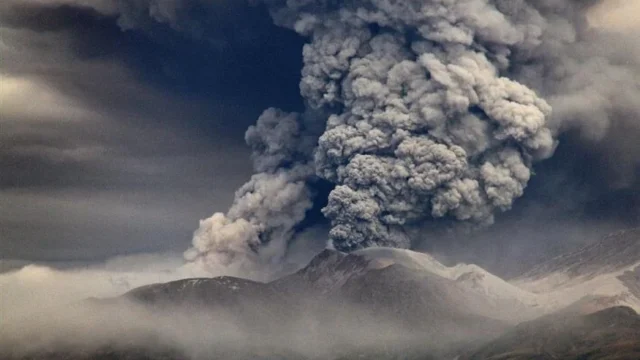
<box><xmin>462</xmin><ymin>306</ymin><xmax>640</xmax><ymax>360</ymax></box>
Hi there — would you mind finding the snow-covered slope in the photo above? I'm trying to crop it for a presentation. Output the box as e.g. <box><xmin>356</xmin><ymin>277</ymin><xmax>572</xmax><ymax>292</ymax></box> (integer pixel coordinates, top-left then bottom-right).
<box><xmin>356</xmin><ymin>248</ymin><xmax>539</xmax><ymax>306</ymax></box>
<box><xmin>354</xmin><ymin>248</ymin><xmax>546</xmax><ymax>321</ymax></box>
<box><xmin>516</xmin><ymin>228</ymin><xmax>640</xmax><ymax>283</ymax></box>
<box><xmin>355</xmin><ymin>231</ymin><xmax>640</xmax><ymax>317</ymax></box>
<box><xmin>513</xmin><ymin>228</ymin><xmax>640</xmax><ymax>313</ymax></box>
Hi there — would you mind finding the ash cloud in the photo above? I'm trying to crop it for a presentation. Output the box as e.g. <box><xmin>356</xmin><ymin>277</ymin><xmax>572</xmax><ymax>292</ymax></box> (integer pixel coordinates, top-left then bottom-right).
<box><xmin>185</xmin><ymin>0</ymin><xmax>640</xmax><ymax>275</ymax></box>
<box><xmin>2</xmin><ymin>0</ymin><xmax>638</xmax><ymax>277</ymax></box>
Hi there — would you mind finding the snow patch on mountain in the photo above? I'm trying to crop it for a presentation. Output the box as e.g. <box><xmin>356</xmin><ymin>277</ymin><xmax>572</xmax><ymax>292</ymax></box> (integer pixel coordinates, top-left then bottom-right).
<box><xmin>515</xmin><ymin>262</ymin><xmax>640</xmax><ymax>313</ymax></box>
<box><xmin>355</xmin><ymin>248</ymin><xmax>543</xmax><ymax>320</ymax></box>
<box><xmin>512</xmin><ymin>229</ymin><xmax>640</xmax><ymax>313</ymax></box>
<box><xmin>357</xmin><ymin>248</ymin><xmax>535</xmax><ymax>301</ymax></box>
<box><xmin>355</xmin><ymin>245</ymin><xmax>640</xmax><ymax>317</ymax></box>
<box><xmin>516</xmin><ymin>228</ymin><xmax>640</xmax><ymax>282</ymax></box>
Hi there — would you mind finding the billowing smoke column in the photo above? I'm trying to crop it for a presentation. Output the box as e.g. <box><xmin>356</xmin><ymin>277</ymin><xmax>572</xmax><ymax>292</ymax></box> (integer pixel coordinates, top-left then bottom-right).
<box><xmin>187</xmin><ymin>0</ymin><xmax>559</xmax><ymax>268</ymax></box>
<box><xmin>307</xmin><ymin>29</ymin><xmax>555</xmax><ymax>250</ymax></box>
<box><xmin>184</xmin><ymin>108</ymin><xmax>325</xmax><ymax>275</ymax></box>
<box><xmin>185</xmin><ymin>0</ymin><xmax>640</xmax><ymax>273</ymax></box>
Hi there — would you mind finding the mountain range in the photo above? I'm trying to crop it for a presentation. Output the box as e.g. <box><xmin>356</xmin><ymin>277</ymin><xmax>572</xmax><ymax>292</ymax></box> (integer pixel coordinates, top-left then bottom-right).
<box><xmin>2</xmin><ymin>228</ymin><xmax>640</xmax><ymax>359</ymax></box>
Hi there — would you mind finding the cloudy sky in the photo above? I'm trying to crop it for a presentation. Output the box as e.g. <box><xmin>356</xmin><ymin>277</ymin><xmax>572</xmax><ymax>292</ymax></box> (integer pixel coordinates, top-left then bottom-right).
<box><xmin>1</xmin><ymin>0</ymin><xmax>639</xmax><ymax>270</ymax></box>
<box><xmin>1</xmin><ymin>0</ymin><xmax>305</xmax><ymax>262</ymax></box>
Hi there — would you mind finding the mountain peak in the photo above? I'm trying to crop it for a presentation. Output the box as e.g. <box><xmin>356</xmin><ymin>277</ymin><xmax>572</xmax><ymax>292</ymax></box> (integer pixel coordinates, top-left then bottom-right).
<box><xmin>272</xmin><ymin>249</ymin><xmax>371</xmax><ymax>295</ymax></box>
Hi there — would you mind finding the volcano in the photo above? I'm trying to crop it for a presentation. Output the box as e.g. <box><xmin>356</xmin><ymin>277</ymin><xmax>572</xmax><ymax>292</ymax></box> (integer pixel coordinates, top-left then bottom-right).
<box><xmin>2</xmin><ymin>229</ymin><xmax>640</xmax><ymax>360</ymax></box>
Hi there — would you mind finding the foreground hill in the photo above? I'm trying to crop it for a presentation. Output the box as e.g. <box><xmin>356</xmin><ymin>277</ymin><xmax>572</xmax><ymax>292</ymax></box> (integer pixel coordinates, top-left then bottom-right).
<box><xmin>462</xmin><ymin>306</ymin><xmax>640</xmax><ymax>360</ymax></box>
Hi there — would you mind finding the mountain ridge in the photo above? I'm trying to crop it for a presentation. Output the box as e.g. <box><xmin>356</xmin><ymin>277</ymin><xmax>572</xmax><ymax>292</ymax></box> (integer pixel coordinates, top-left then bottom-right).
<box><xmin>515</xmin><ymin>228</ymin><xmax>640</xmax><ymax>282</ymax></box>
<box><xmin>2</xmin><ymin>228</ymin><xmax>640</xmax><ymax>359</ymax></box>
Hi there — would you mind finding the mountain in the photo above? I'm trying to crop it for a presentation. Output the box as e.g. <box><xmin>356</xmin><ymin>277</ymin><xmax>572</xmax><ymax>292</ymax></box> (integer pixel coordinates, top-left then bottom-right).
<box><xmin>0</xmin><ymin>249</ymin><xmax>513</xmax><ymax>360</ymax></box>
<box><xmin>512</xmin><ymin>228</ymin><xmax>640</xmax><ymax>313</ymax></box>
<box><xmin>354</xmin><ymin>248</ymin><xmax>542</xmax><ymax>321</ymax></box>
<box><xmin>516</xmin><ymin>228</ymin><xmax>640</xmax><ymax>282</ymax></box>
<box><xmin>123</xmin><ymin>249</ymin><xmax>513</xmax><ymax>356</ymax></box>
<box><xmin>458</xmin><ymin>229</ymin><xmax>640</xmax><ymax>359</ymax></box>
<box><xmin>461</xmin><ymin>306</ymin><xmax>640</xmax><ymax>360</ymax></box>
<box><xmin>3</xmin><ymin>229</ymin><xmax>640</xmax><ymax>360</ymax></box>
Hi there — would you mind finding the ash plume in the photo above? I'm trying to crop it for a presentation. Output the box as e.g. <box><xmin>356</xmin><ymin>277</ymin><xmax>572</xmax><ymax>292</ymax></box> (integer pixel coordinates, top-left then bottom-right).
<box><xmin>260</xmin><ymin>0</ymin><xmax>565</xmax><ymax>253</ymax></box>
<box><xmin>183</xmin><ymin>108</ymin><xmax>326</xmax><ymax>277</ymax></box>
<box><xmin>27</xmin><ymin>0</ymin><xmax>636</xmax><ymax>274</ymax></box>
<box><xmin>184</xmin><ymin>0</ymin><xmax>640</xmax><ymax>273</ymax></box>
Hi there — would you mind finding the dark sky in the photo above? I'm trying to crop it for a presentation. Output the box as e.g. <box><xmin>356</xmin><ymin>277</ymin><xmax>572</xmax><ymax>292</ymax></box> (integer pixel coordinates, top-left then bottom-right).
<box><xmin>0</xmin><ymin>0</ymin><xmax>305</xmax><ymax>261</ymax></box>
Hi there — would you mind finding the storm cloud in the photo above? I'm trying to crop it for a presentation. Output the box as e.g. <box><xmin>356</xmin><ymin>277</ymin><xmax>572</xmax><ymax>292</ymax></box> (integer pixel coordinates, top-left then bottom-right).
<box><xmin>0</xmin><ymin>0</ymin><xmax>303</xmax><ymax>262</ymax></box>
